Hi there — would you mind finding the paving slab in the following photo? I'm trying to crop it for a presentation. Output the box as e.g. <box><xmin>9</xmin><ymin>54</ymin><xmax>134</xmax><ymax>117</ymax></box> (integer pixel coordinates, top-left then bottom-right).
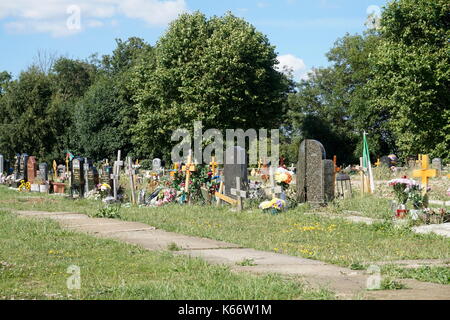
<box><xmin>98</xmin><ymin>230</ymin><xmax>241</xmax><ymax>251</ymax></box>
<box><xmin>413</xmin><ymin>223</ymin><xmax>450</xmax><ymax>238</ymax></box>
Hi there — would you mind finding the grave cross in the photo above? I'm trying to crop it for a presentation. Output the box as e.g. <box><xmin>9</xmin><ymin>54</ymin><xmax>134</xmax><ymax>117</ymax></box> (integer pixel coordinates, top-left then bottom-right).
<box><xmin>265</xmin><ymin>166</ymin><xmax>282</xmax><ymax>199</ymax></box>
<box><xmin>230</xmin><ymin>177</ymin><xmax>247</xmax><ymax>212</ymax></box>
<box><xmin>126</xmin><ymin>157</ymin><xmax>136</xmax><ymax>205</ymax></box>
<box><xmin>52</xmin><ymin>160</ymin><xmax>57</xmax><ymax>181</ymax></box>
<box><xmin>413</xmin><ymin>154</ymin><xmax>436</xmax><ymax>196</ymax></box>
<box><xmin>182</xmin><ymin>151</ymin><xmax>196</xmax><ymax>202</ymax></box>
<box><xmin>111</xmin><ymin>150</ymin><xmax>124</xmax><ymax>200</ymax></box>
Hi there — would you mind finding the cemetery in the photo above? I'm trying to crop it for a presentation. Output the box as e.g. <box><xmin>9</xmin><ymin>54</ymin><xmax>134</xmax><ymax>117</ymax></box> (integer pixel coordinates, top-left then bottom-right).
<box><xmin>0</xmin><ymin>0</ymin><xmax>448</xmax><ymax>301</ymax></box>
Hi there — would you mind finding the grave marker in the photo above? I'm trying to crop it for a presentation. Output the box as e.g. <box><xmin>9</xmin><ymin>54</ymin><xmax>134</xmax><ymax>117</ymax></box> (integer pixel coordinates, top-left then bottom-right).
<box><xmin>27</xmin><ymin>156</ymin><xmax>37</xmax><ymax>184</ymax></box>
<box><xmin>182</xmin><ymin>151</ymin><xmax>196</xmax><ymax>203</ymax></box>
<box><xmin>230</xmin><ymin>177</ymin><xmax>247</xmax><ymax>211</ymax></box>
<box><xmin>111</xmin><ymin>150</ymin><xmax>124</xmax><ymax>201</ymax></box>
<box><xmin>432</xmin><ymin>158</ymin><xmax>442</xmax><ymax>174</ymax></box>
<box><xmin>413</xmin><ymin>155</ymin><xmax>437</xmax><ymax>196</ymax></box>
<box><xmin>127</xmin><ymin>157</ymin><xmax>136</xmax><ymax>205</ymax></box>
<box><xmin>223</xmin><ymin>146</ymin><xmax>248</xmax><ymax>200</ymax></box>
<box><xmin>71</xmin><ymin>157</ymin><xmax>84</xmax><ymax>197</ymax></box>
<box><xmin>39</xmin><ymin>163</ymin><xmax>48</xmax><ymax>181</ymax></box>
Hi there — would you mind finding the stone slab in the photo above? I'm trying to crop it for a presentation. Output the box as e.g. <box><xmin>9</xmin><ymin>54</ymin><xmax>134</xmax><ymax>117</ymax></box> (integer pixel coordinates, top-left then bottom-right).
<box><xmin>99</xmin><ymin>229</ymin><xmax>241</xmax><ymax>251</ymax></box>
<box><xmin>413</xmin><ymin>223</ymin><xmax>450</xmax><ymax>238</ymax></box>
<box><xmin>68</xmin><ymin>221</ymin><xmax>156</xmax><ymax>234</ymax></box>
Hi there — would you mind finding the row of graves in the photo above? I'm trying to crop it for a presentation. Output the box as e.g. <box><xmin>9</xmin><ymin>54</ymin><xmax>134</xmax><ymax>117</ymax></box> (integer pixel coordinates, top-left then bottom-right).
<box><xmin>0</xmin><ymin>140</ymin><xmax>339</xmax><ymax>214</ymax></box>
<box><xmin>0</xmin><ymin>140</ymin><xmax>447</xmax><ymax>223</ymax></box>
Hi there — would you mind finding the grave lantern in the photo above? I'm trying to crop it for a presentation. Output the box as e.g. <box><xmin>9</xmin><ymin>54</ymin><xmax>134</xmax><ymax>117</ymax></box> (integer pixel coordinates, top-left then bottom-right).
<box><xmin>336</xmin><ymin>173</ymin><xmax>352</xmax><ymax>199</ymax></box>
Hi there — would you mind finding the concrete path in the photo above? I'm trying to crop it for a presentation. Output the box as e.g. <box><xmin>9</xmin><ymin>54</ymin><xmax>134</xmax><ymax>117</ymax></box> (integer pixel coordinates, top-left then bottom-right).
<box><xmin>8</xmin><ymin>209</ymin><xmax>450</xmax><ymax>300</ymax></box>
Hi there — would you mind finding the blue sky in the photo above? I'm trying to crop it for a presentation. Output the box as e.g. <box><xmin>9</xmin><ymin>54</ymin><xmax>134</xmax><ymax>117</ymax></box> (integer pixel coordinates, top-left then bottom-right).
<box><xmin>0</xmin><ymin>0</ymin><xmax>388</xmax><ymax>80</ymax></box>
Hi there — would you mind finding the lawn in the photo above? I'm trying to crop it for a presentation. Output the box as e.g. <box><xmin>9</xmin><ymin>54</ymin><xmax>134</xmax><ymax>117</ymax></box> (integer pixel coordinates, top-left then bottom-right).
<box><xmin>0</xmin><ymin>210</ymin><xmax>333</xmax><ymax>300</ymax></box>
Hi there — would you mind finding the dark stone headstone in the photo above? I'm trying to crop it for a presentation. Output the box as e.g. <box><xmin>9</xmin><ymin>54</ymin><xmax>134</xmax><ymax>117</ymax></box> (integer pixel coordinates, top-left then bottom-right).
<box><xmin>39</xmin><ymin>163</ymin><xmax>48</xmax><ymax>181</ymax></box>
<box><xmin>101</xmin><ymin>165</ymin><xmax>113</xmax><ymax>186</ymax></box>
<box><xmin>224</xmin><ymin>146</ymin><xmax>248</xmax><ymax>200</ymax></box>
<box><xmin>380</xmin><ymin>156</ymin><xmax>392</xmax><ymax>167</ymax></box>
<box><xmin>71</xmin><ymin>157</ymin><xmax>84</xmax><ymax>197</ymax></box>
<box><xmin>18</xmin><ymin>153</ymin><xmax>28</xmax><ymax>182</ymax></box>
<box><xmin>27</xmin><ymin>156</ymin><xmax>37</xmax><ymax>184</ymax></box>
<box><xmin>83</xmin><ymin>159</ymin><xmax>97</xmax><ymax>193</ymax></box>
<box><xmin>323</xmin><ymin>159</ymin><xmax>335</xmax><ymax>202</ymax></box>
<box><xmin>297</xmin><ymin>140</ymin><xmax>326</xmax><ymax>204</ymax></box>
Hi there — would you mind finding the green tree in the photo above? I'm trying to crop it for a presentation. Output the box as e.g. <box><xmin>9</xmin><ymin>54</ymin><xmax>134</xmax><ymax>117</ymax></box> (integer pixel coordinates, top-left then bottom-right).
<box><xmin>130</xmin><ymin>12</ymin><xmax>290</xmax><ymax>160</ymax></box>
<box><xmin>367</xmin><ymin>0</ymin><xmax>450</xmax><ymax>161</ymax></box>
<box><xmin>0</xmin><ymin>66</ymin><xmax>64</xmax><ymax>162</ymax></box>
<box><xmin>287</xmin><ymin>32</ymin><xmax>381</xmax><ymax>165</ymax></box>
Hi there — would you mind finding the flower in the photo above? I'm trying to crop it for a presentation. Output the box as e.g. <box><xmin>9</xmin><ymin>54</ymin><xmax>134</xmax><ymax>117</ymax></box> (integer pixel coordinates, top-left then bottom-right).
<box><xmin>259</xmin><ymin>198</ymin><xmax>286</xmax><ymax>211</ymax></box>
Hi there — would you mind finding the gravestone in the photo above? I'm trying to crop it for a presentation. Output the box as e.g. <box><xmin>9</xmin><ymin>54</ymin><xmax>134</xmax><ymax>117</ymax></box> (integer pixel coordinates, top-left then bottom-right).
<box><xmin>101</xmin><ymin>164</ymin><xmax>113</xmax><ymax>185</ymax></box>
<box><xmin>39</xmin><ymin>163</ymin><xmax>48</xmax><ymax>181</ymax></box>
<box><xmin>83</xmin><ymin>159</ymin><xmax>97</xmax><ymax>193</ymax></box>
<box><xmin>380</xmin><ymin>156</ymin><xmax>392</xmax><ymax>167</ymax></box>
<box><xmin>224</xmin><ymin>146</ymin><xmax>248</xmax><ymax>200</ymax></box>
<box><xmin>432</xmin><ymin>158</ymin><xmax>442</xmax><ymax>173</ymax></box>
<box><xmin>0</xmin><ymin>154</ymin><xmax>3</xmax><ymax>174</ymax></box>
<box><xmin>27</xmin><ymin>156</ymin><xmax>37</xmax><ymax>184</ymax></box>
<box><xmin>71</xmin><ymin>157</ymin><xmax>85</xmax><ymax>197</ymax></box>
<box><xmin>18</xmin><ymin>153</ymin><xmax>28</xmax><ymax>182</ymax></box>
<box><xmin>152</xmin><ymin>158</ymin><xmax>162</xmax><ymax>173</ymax></box>
<box><xmin>323</xmin><ymin>160</ymin><xmax>335</xmax><ymax>202</ymax></box>
<box><xmin>297</xmin><ymin>139</ymin><xmax>334</xmax><ymax>205</ymax></box>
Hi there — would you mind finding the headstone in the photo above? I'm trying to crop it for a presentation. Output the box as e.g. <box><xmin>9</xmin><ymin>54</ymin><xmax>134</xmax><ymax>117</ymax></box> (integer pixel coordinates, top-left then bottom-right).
<box><xmin>224</xmin><ymin>146</ymin><xmax>248</xmax><ymax>200</ymax></box>
<box><xmin>0</xmin><ymin>154</ymin><xmax>4</xmax><ymax>174</ymax></box>
<box><xmin>380</xmin><ymin>156</ymin><xmax>392</xmax><ymax>167</ymax></box>
<box><xmin>432</xmin><ymin>158</ymin><xmax>442</xmax><ymax>173</ymax></box>
<box><xmin>17</xmin><ymin>153</ymin><xmax>28</xmax><ymax>182</ymax></box>
<box><xmin>71</xmin><ymin>157</ymin><xmax>85</xmax><ymax>197</ymax></box>
<box><xmin>323</xmin><ymin>160</ymin><xmax>335</xmax><ymax>202</ymax></box>
<box><xmin>27</xmin><ymin>156</ymin><xmax>37</xmax><ymax>184</ymax></box>
<box><xmin>297</xmin><ymin>139</ymin><xmax>333</xmax><ymax>205</ymax></box>
<box><xmin>101</xmin><ymin>164</ymin><xmax>113</xmax><ymax>186</ymax></box>
<box><xmin>152</xmin><ymin>158</ymin><xmax>162</xmax><ymax>173</ymax></box>
<box><xmin>111</xmin><ymin>150</ymin><xmax>124</xmax><ymax>201</ymax></box>
<box><xmin>83</xmin><ymin>159</ymin><xmax>98</xmax><ymax>193</ymax></box>
<box><xmin>39</xmin><ymin>163</ymin><xmax>48</xmax><ymax>181</ymax></box>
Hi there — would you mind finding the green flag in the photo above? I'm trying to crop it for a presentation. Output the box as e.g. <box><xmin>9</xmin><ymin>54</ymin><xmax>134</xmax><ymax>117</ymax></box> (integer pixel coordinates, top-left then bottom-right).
<box><xmin>362</xmin><ymin>131</ymin><xmax>375</xmax><ymax>192</ymax></box>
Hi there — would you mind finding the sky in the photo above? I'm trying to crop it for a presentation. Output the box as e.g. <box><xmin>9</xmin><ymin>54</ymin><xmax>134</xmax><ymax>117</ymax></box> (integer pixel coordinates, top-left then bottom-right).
<box><xmin>0</xmin><ymin>0</ymin><xmax>388</xmax><ymax>80</ymax></box>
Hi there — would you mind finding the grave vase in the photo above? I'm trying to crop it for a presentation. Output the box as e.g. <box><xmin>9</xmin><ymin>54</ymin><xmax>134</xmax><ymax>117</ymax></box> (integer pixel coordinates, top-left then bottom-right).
<box><xmin>395</xmin><ymin>204</ymin><xmax>409</xmax><ymax>219</ymax></box>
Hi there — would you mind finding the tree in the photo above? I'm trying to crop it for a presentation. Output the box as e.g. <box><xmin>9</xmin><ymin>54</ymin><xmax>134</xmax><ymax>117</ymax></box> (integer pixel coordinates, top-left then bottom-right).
<box><xmin>0</xmin><ymin>66</ymin><xmax>64</xmax><ymax>162</ymax></box>
<box><xmin>367</xmin><ymin>0</ymin><xmax>450</xmax><ymax>161</ymax></box>
<box><xmin>287</xmin><ymin>32</ymin><xmax>381</xmax><ymax>165</ymax></box>
<box><xmin>130</xmin><ymin>12</ymin><xmax>290</xmax><ymax>160</ymax></box>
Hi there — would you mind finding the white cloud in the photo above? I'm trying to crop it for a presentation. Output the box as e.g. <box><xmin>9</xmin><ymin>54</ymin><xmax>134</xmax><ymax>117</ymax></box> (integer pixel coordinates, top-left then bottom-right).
<box><xmin>276</xmin><ymin>54</ymin><xmax>309</xmax><ymax>81</ymax></box>
<box><xmin>0</xmin><ymin>0</ymin><xmax>187</xmax><ymax>37</ymax></box>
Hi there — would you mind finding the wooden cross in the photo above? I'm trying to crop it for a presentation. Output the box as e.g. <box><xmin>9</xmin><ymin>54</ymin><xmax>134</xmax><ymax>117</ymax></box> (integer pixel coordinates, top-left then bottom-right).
<box><xmin>413</xmin><ymin>154</ymin><xmax>436</xmax><ymax>196</ymax></box>
<box><xmin>182</xmin><ymin>151</ymin><xmax>196</xmax><ymax>202</ymax></box>
<box><xmin>265</xmin><ymin>166</ymin><xmax>282</xmax><ymax>199</ymax></box>
<box><xmin>230</xmin><ymin>177</ymin><xmax>247</xmax><ymax>212</ymax></box>
<box><xmin>111</xmin><ymin>150</ymin><xmax>124</xmax><ymax>201</ymax></box>
<box><xmin>210</xmin><ymin>156</ymin><xmax>218</xmax><ymax>176</ymax></box>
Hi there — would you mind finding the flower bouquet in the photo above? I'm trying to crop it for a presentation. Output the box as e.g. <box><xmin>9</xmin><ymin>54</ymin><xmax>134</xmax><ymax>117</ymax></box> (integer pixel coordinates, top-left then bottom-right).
<box><xmin>259</xmin><ymin>198</ymin><xmax>286</xmax><ymax>215</ymax></box>
<box><xmin>274</xmin><ymin>167</ymin><xmax>293</xmax><ymax>191</ymax></box>
<box><xmin>388</xmin><ymin>177</ymin><xmax>419</xmax><ymax>218</ymax></box>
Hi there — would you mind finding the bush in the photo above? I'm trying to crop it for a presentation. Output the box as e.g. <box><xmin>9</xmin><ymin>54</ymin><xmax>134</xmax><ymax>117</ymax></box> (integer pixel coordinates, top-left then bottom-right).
<box><xmin>93</xmin><ymin>205</ymin><xmax>122</xmax><ymax>219</ymax></box>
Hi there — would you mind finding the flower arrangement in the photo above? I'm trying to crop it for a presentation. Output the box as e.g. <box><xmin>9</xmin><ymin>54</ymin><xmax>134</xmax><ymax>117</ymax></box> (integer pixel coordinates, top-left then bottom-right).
<box><xmin>97</xmin><ymin>183</ymin><xmax>111</xmax><ymax>199</ymax></box>
<box><xmin>151</xmin><ymin>188</ymin><xmax>177</xmax><ymax>207</ymax></box>
<box><xmin>388</xmin><ymin>177</ymin><xmax>419</xmax><ymax>205</ymax></box>
<box><xmin>274</xmin><ymin>167</ymin><xmax>294</xmax><ymax>192</ymax></box>
<box><xmin>259</xmin><ymin>198</ymin><xmax>286</xmax><ymax>215</ymax></box>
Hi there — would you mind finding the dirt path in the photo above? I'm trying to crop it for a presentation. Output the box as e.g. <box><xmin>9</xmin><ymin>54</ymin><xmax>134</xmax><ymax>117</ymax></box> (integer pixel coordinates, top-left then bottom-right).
<box><xmin>7</xmin><ymin>209</ymin><xmax>450</xmax><ymax>300</ymax></box>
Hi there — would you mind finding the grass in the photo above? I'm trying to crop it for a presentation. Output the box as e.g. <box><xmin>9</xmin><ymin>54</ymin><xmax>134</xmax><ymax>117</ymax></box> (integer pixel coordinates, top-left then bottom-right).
<box><xmin>382</xmin><ymin>265</ymin><xmax>450</xmax><ymax>285</ymax></box>
<box><xmin>0</xmin><ymin>210</ymin><xmax>334</xmax><ymax>300</ymax></box>
<box><xmin>1</xmin><ymin>186</ymin><xmax>449</xmax><ymax>286</ymax></box>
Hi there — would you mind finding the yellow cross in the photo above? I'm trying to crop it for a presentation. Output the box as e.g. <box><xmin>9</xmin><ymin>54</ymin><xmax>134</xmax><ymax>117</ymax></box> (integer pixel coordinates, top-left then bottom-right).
<box><xmin>375</xmin><ymin>158</ymin><xmax>381</xmax><ymax>167</ymax></box>
<box><xmin>53</xmin><ymin>160</ymin><xmax>57</xmax><ymax>180</ymax></box>
<box><xmin>413</xmin><ymin>155</ymin><xmax>436</xmax><ymax>196</ymax></box>
<box><xmin>210</xmin><ymin>156</ymin><xmax>218</xmax><ymax>176</ymax></box>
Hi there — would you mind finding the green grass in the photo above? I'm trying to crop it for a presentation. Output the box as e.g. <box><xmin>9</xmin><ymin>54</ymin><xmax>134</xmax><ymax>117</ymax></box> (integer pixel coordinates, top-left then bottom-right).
<box><xmin>382</xmin><ymin>265</ymin><xmax>450</xmax><ymax>285</ymax></box>
<box><xmin>0</xmin><ymin>210</ymin><xmax>334</xmax><ymax>300</ymax></box>
<box><xmin>1</xmin><ymin>186</ymin><xmax>449</xmax><ymax>286</ymax></box>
